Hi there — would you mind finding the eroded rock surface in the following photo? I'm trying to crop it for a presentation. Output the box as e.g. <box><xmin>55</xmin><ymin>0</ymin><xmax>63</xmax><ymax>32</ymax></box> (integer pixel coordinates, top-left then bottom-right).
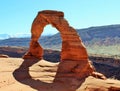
<box><xmin>23</xmin><ymin>10</ymin><xmax>88</xmax><ymax>61</ymax></box>
<box><xmin>0</xmin><ymin>58</ymin><xmax>120</xmax><ymax>91</ymax></box>
<box><xmin>23</xmin><ymin>10</ymin><xmax>105</xmax><ymax>80</ymax></box>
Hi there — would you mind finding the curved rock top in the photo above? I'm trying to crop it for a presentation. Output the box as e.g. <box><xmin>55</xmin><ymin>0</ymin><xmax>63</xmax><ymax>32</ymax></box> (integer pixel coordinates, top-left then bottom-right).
<box><xmin>38</xmin><ymin>10</ymin><xmax>64</xmax><ymax>17</ymax></box>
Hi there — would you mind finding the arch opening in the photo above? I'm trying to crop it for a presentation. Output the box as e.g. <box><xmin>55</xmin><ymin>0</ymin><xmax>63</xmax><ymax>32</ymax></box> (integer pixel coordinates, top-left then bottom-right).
<box><xmin>39</xmin><ymin>24</ymin><xmax>62</xmax><ymax>62</ymax></box>
<box><xmin>41</xmin><ymin>25</ymin><xmax>59</xmax><ymax>36</ymax></box>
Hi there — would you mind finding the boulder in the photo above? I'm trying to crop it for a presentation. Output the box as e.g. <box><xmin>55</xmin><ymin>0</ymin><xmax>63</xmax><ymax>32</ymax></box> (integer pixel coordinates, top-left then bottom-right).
<box><xmin>0</xmin><ymin>54</ymin><xmax>9</xmax><ymax>58</ymax></box>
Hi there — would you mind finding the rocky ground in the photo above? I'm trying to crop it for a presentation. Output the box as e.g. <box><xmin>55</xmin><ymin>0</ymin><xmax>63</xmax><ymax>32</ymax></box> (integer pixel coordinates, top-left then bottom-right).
<box><xmin>0</xmin><ymin>58</ymin><xmax>120</xmax><ymax>91</ymax></box>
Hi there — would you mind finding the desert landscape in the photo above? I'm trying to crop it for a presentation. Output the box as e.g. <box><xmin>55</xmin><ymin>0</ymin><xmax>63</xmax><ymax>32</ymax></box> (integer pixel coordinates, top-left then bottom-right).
<box><xmin>0</xmin><ymin>10</ymin><xmax>120</xmax><ymax>91</ymax></box>
<box><xmin>0</xmin><ymin>58</ymin><xmax>120</xmax><ymax>91</ymax></box>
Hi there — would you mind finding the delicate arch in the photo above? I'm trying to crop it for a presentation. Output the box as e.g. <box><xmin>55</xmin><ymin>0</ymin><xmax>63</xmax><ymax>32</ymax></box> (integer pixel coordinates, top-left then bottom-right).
<box><xmin>23</xmin><ymin>10</ymin><xmax>88</xmax><ymax>61</ymax></box>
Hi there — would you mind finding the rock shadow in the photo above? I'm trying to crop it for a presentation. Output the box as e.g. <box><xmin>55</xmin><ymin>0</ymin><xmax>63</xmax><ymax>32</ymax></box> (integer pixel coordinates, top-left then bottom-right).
<box><xmin>13</xmin><ymin>59</ymin><xmax>85</xmax><ymax>91</ymax></box>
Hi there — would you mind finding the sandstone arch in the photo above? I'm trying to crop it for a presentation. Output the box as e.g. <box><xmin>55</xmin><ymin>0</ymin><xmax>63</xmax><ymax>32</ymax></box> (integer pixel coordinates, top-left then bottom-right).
<box><xmin>23</xmin><ymin>10</ymin><xmax>96</xmax><ymax>79</ymax></box>
<box><xmin>23</xmin><ymin>10</ymin><xmax>88</xmax><ymax>61</ymax></box>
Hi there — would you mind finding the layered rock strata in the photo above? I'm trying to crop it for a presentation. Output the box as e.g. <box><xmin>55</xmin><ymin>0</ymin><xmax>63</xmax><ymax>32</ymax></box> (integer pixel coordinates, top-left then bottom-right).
<box><xmin>23</xmin><ymin>10</ymin><xmax>88</xmax><ymax>61</ymax></box>
<box><xmin>23</xmin><ymin>10</ymin><xmax>105</xmax><ymax>79</ymax></box>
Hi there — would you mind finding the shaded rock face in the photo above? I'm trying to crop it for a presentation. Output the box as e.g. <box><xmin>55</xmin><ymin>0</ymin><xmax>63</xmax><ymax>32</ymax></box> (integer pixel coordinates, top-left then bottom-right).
<box><xmin>23</xmin><ymin>10</ymin><xmax>100</xmax><ymax>79</ymax></box>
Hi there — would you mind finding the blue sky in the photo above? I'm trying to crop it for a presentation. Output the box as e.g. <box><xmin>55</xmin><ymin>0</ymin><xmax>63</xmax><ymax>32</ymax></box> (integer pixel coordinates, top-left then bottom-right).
<box><xmin>0</xmin><ymin>0</ymin><xmax>120</xmax><ymax>35</ymax></box>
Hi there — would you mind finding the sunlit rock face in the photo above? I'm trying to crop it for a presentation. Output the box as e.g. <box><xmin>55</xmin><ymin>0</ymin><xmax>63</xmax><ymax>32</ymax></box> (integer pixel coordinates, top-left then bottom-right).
<box><xmin>23</xmin><ymin>10</ymin><xmax>88</xmax><ymax>61</ymax></box>
<box><xmin>23</xmin><ymin>10</ymin><xmax>100</xmax><ymax>79</ymax></box>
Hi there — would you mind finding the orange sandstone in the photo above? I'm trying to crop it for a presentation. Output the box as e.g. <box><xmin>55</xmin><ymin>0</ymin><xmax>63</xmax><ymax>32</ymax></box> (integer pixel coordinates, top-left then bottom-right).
<box><xmin>23</xmin><ymin>10</ymin><xmax>88</xmax><ymax>61</ymax></box>
<box><xmin>23</xmin><ymin>10</ymin><xmax>105</xmax><ymax>80</ymax></box>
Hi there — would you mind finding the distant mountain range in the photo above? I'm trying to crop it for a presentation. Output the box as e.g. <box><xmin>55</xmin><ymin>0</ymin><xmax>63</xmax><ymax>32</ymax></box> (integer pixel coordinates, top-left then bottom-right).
<box><xmin>0</xmin><ymin>24</ymin><xmax>120</xmax><ymax>49</ymax></box>
<box><xmin>77</xmin><ymin>24</ymin><xmax>120</xmax><ymax>46</ymax></box>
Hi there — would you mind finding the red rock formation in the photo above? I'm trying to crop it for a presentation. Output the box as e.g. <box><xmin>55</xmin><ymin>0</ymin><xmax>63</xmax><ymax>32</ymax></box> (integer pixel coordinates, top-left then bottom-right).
<box><xmin>23</xmin><ymin>10</ymin><xmax>105</xmax><ymax>80</ymax></box>
<box><xmin>0</xmin><ymin>54</ymin><xmax>9</xmax><ymax>58</ymax></box>
<box><xmin>23</xmin><ymin>10</ymin><xmax>88</xmax><ymax>61</ymax></box>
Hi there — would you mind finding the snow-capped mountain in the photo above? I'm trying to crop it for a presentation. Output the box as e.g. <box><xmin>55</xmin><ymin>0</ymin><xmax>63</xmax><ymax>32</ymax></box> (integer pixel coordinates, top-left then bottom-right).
<box><xmin>0</xmin><ymin>34</ymin><xmax>31</xmax><ymax>40</ymax></box>
<box><xmin>0</xmin><ymin>34</ymin><xmax>11</xmax><ymax>39</ymax></box>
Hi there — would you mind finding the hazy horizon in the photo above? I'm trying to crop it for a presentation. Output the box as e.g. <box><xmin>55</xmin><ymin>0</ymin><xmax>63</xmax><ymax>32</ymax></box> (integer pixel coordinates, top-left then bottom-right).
<box><xmin>0</xmin><ymin>23</ymin><xmax>120</xmax><ymax>40</ymax></box>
